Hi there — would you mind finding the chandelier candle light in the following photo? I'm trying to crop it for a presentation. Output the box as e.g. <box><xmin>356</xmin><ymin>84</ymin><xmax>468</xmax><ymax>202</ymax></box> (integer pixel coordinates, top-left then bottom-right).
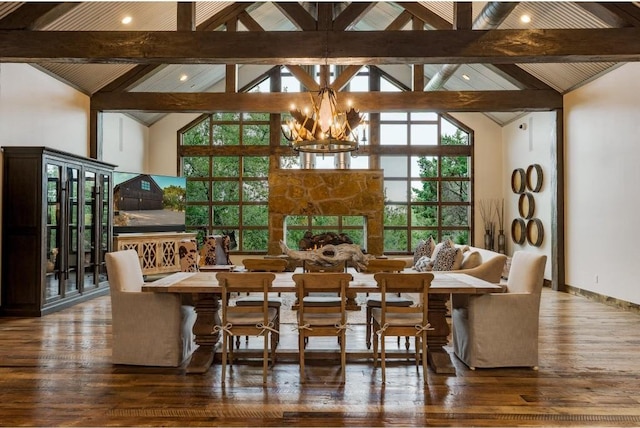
<box><xmin>282</xmin><ymin>87</ymin><xmax>364</xmax><ymax>154</ymax></box>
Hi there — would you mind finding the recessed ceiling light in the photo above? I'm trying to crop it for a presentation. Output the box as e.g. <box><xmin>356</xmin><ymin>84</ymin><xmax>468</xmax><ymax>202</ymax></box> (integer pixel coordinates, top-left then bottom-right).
<box><xmin>520</xmin><ymin>14</ymin><xmax>531</xmax><ymax>24</ymax></box>
<box><xmin>462</xmin><ymin>74</ymin><xmax>470</xmax><ymax>81</ymax></box>
<box><xmin>121</xmin><ymin>16</ymin><xmax>132</xmax><ymax>25</ymax></box>
<box><xmin>180</xmin><ymin>74</ymin><xmax>188</xmax><ymax>82</ymax></box>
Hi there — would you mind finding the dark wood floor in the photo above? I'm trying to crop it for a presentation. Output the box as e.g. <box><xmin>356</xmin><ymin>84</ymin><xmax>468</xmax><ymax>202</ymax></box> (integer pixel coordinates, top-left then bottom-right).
<box><xmin>1</xmin><ymin>288</ymin><xmax>640</xmax><ymax>427</ymax></box>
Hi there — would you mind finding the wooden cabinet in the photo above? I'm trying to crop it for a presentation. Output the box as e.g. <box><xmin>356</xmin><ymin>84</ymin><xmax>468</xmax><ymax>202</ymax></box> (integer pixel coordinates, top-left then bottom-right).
<box><xmin>114</xmin><ymin>232</ymin><xmax>197</xmax><ymax>275</ymax></box>
<box><xmin>1</xmin><ymin>147</ymin><xmax>115</xmax><ymax>316</ymax></box>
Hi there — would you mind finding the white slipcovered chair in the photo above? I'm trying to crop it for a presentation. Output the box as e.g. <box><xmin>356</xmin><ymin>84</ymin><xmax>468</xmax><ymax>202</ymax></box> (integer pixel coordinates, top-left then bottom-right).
<box><xmin>452</xmin><ymin>251</ymin><xmax>547</xmax><ymax>370</ymax></box>
<box><xmin>105</xmin><ymin>249</ymin><xmax>197</xmax><ymax>367</ymax></box>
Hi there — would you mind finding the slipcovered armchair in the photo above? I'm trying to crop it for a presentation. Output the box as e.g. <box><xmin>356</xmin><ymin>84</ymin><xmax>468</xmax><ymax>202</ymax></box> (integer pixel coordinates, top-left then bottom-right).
<box><xmin>452</xmin><ymin>251</ymin><xmax>547</xmax><ymax>370</ymax></box>
<box><xmin>105</xmin><ymin>249</ymin><xmax>197</xmax><ymax>367</ymax></box>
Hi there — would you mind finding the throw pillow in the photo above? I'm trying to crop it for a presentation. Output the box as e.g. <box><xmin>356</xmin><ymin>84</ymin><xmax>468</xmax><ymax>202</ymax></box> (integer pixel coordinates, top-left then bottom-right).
<box><xmin>461</xmin><ymin>251</ymin><xmax>482</xmax><ymax>270</ymax></box>
<box><xmin>452</xmin><ymin>248</ymin><xmax>465</xmax><ymax>270</ymax></box>
<box><xmin>432</xmin><ymin>247</ymin><xmax>459</xmax><ymax>271</ymax></box>
<box><xmin>430</xmin><ymin>239</ymin><xmax>454</xmax><ymax>262</ymax></box>
<box><xmin>414</xmin><ymin>256</ymin><xmax>433</xmax><ymax>272</ymax></box>
<box><xmin>413</xmin><ymin>236</ymin><xmax>435</xmax><ymax>265</ymax></box>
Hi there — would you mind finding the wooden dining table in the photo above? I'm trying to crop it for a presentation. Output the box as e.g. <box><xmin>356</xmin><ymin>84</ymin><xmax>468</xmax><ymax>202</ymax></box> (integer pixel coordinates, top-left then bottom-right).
<box><xmin>142</xmin><ymin>268</ymin><xmax>502</xmax><ymax>375</ymax></box>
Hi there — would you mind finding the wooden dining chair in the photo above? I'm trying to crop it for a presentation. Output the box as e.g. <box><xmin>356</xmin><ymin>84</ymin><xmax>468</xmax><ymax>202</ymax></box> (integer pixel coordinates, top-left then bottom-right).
<box><xmin>371</xmin><ymin>272</ymin><xmax>434</xmax><ymax>384</ymax></box>
<box><xmin>363</xmin><ymin>259</ymin><xmax>413</xmax><ymax>350</ymax></box>
<box><xmin>234</xmin><ymin>258</ymin><xmax>288</xmax><ymax>347</ymax></box>
<box><xmin>293</xmin><ymin>272</ymin><xmax>352</xmax><ymax>384</ymax></box>
<box><xmin>216</xmin><ymin>272</ymin><xmax>278</xmax><ymax>386</ymax></box>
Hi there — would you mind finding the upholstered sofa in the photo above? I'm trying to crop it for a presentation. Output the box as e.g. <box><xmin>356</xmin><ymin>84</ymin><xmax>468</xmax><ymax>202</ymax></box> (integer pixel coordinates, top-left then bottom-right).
<box><xmin>391</xmin><ymin>241</ymin><xmax>507</xmax><ymax>284</ymax></box>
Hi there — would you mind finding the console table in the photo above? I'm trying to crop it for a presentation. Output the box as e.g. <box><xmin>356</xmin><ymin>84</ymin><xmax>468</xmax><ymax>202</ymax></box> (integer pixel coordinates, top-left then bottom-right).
<box><xmin>114</xmin><ymin>232</ymin><xmax>197</xmax><ymax>275</ymax></box>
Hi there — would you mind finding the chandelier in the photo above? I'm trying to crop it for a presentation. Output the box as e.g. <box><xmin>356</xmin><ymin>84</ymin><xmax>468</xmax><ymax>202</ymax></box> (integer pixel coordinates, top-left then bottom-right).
<box><xmin>281</xmin><ymin>87</ymin><xmax>364</xmax><ymax>154</ymax></box>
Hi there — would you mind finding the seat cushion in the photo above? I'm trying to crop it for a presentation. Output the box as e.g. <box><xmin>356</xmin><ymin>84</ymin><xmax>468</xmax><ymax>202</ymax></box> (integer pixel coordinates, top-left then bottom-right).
<box><xmin>226</xmin><ymin>307</ymin><xmax>278</xmax><ymax>325</ymax></box>
<box><xmin>371</xmin><ymin>308</ymin><xmax>424</xmax><ymax>326</ymax></box>
<box><xmin>298</xmin><ymin>312</ymin><xmax>343</xmax><ymax>326</ymax></box>
<box><xmin>235</xmin><ymin>296</ymin><xmax>283</xmax><ymax>308</ymax></box>
<box><xmin>366</xmin><ymin>296</ymin><xmax>413</xmax><ymax>308</ymax></box>
<box><xmin>302</xmin><ymin>296</ymin><xmax>342</xmax><ymax>306</ymax></box>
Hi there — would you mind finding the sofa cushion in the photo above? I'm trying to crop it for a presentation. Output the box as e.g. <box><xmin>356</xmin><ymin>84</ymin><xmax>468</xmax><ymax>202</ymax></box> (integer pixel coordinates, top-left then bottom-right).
<box><xmin>431</xmin><ymin>239</ymin><xmax>454</xmax><ymax>262</ymax></box>
<box><xmin>413</xmin><ymin>236</ymin><xmax>435</xmax><ymax>265</ymax></box>
<box><xmin>432</xmin><ymin>246</ymin><xmax>460</xmax><ymax>271</ymax></box>
<box><xmin>461</xmin><ymin>251</ymin><xmax>482</xmax><ymax>270</ymax></box>
<box><xmin>414</xmin><ymin>256</ymin><xmax>433</xmax><ymax>272</ymax></box>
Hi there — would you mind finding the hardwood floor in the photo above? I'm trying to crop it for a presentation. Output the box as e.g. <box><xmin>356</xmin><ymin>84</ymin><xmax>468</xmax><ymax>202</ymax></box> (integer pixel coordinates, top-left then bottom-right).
<box><xmin>1</xmin><ymin>288</ymin><xmax>640</xmax><ymax>427</ymax></box>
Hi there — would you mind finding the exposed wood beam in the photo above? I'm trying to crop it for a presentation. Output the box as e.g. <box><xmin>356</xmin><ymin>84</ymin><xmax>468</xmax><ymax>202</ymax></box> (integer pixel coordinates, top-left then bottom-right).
<box><xmin>90</xmin><ymin>90</ymin><xmax>562</xmax><ymax>113</ymax></box>
<box><xmin>331</xmin><ymin>65</ymin><xmax>363</xmax><ymax>91</ymax></box>
<box><xmin>177</xmin><ymin>2</ymin><xmax>196</xmax><ymax>31</ymax></box>
<box><xmin>273</xmin><ymin>2</ymin><xmax>316</xmax><ymax>31</ymax></box>
<box><xmin>333</xmin><ymin>2</ymin><xmax>375</xmax><ymax>31</ymax></box>
<box><xmin>386</xmin><ymin>10</ymin><xmax>412</xmax><ymax>31</ymax></box>
<box><xmin>225</xmin><ymin>18</ymin><xmax>238</xmax><ymax>93</ymax></box>
<box><xmin>454</xmin><ymin>2</ymin><xmax>473</xmax><ymax>30</ymax></box>
<box><xmin>5</xmin><ymin>29</ymin><xmax>640</xmax><ymax>64</ymax></box>
<box><xmin>238</xmin><ymin>10</ymin><xmax>263</xmax><ymax>32</ymax></box>
<box><xmin>197</xmin><ymin>2</ymin><xmax>252</xmax><ymax>31</ymax></box>
<box><xmin>397</xmin><ymin>2</ymin><xmax>452</xmax><ymax>30</ymax></box>
<box><xmin>578</xmin><ymin>2</ymin><xmax>640</xmax><ymax>27</ymax></box>
<box><xmin>95</xmin><ymin>3</ymin><xmax>254</xmax><ymax>93</ymax></box>
<box><xmin>317</xmin><ymin>3</ymin><xmax>332</xmax><ymax>31</ymax></box>
<box><xmin>0</xmin><ymin>2</ymin><xmax>79</xmax><ymax>30</ymax></box>
<box><xmin>488</xmin><ymin>64</ymin><xmax>555</xmax><ymax>90</ymax></box>
<box><xmin>286</xmin><ymin>65</ymin><xmax>319</xmax><ymax>92</ymax></box>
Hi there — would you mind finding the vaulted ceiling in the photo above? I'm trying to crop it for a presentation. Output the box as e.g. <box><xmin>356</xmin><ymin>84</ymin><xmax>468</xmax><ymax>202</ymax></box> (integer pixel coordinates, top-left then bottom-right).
<box><xmin>1</xmin><ymin>1</ymin><xmax>639</xmax><ymax>127</ymax></box>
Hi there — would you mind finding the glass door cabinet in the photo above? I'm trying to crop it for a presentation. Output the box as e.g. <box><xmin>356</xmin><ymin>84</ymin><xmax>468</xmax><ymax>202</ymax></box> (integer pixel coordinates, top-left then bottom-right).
<box><xmin>2</xmin><ymin>147</ymin><xmax>114</xmax><ymax>316</ymax></box>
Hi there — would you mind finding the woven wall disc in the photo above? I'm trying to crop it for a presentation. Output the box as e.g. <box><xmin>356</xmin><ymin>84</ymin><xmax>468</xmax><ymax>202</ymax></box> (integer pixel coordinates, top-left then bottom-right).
<box><xmin>511</xmin><ymin>218</ymin><xmax>526</xmax><ymax>245</ymax></box>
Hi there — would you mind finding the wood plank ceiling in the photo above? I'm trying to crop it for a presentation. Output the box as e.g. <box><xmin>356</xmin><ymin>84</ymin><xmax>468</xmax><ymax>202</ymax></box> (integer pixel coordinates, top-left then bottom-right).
<box><xmin>1</xmin><ymin>1</ymin><xmax>639</xmax><ymax>126</ymax></box>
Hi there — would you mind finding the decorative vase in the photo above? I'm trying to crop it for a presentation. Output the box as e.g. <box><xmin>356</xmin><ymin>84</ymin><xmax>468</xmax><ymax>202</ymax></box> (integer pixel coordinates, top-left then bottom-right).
<box><xmin>484</xmin><ymin>231</ymin><xmax>494</xmax><ymax>251</ymax></box>
<box><xmin>498</xmin><ymin>230</ymin><xmax>506</xmax><ymax>254</ymax></box>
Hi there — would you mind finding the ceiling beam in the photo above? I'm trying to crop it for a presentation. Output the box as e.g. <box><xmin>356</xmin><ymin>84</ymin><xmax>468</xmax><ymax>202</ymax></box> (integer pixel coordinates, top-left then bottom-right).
<box><xmin>90</xmin><ymin>89</ymin><xmax>562</xmax><ymax>113</ymax></box>
<box><xmin>4</xmin><ymin>29</ymin><xmax>640</xmax><ymax>64</ymax></box>
<box><xmin>273</xmin><ymin>2</ymin><xmax>316</xmax><ymax>31</ymax></box>
<box><xmin>0</xmin><ymin>2</ymin><xmax>79</xmax><ymax>30</ymax></box>
<box><xmin>197</xmin><ymin>2</ymin><xmax>253</xmax><ymax>31</ymax></box>
<box><xmin>397</xmin><ymin>2</ymin><xmax>452</xmax><ymax>30</ymax></box>
<box><xmin>577</xmin><ymin>2</ymin><xmax>640</xmax><ymax>27</ymax></box>
<box><xmin>333</xmin><ymin>2</ymin><xmax>375</xmax><ymax>31</ymax></box>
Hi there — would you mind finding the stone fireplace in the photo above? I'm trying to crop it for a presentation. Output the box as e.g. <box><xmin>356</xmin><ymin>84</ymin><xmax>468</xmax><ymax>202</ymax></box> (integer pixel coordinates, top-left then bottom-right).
<box><xmin>268</xmin><ymin>170</ymin><xmax>384</xmax><ymax>256</ymax></box>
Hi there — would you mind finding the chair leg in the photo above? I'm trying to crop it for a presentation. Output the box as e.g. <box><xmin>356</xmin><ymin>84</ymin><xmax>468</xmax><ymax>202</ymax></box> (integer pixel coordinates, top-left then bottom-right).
<box><xmin>340</xmin><ymin>330</ymin><xmax>346</xmax><ymax>384</ymax></box>
<box><xmin>299</xmin><ymin>332</ymin><xmax>305</xmax><ymax>384</ymax></box>
<box><xmin>381</xmin><ymin>334</ymin><xmax>387</xmax><ymax>384</ymax></box>
<box><xmin>263</xmin><ymin>331</ymin><xmax>268</xmax><ymax>385</ymax></box>
<box><xmin>421</xmin><ymin>333</ymin><xmax>428</xmax><ymax>384</ymax></box>
<box><xmin>221</xmin><ymin>332</ymin><xmax>228</xmax><ymax>386</ymax></box>
<box><xmin>366</xmin><ymin>306</ymin><xmax>372</xmax><ymax>349</ymax></box>
<box><xmin>372</xmin><ymin>321</ymin><xmax>379</xmax><ymax>368</ymax></box>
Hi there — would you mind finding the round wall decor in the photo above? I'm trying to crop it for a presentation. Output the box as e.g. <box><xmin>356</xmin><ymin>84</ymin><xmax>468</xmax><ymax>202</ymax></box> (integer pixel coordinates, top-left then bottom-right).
<box><xmin>518</xmin><ymin>192</ymin><xmax>535</xmax><ymax>219</ymax></box>
<box><xmin>526</xmin><ymin>218</ymin><xmax>544</xmax><ymax>246</ymax></box>
<box><xmin>526</xmin><ymin>164</ymin><xmax>543</xmax><ymax>192</ymax></box>
<box><xmin>511</xmin><ymin>168</ymin><xmax>526</xmax><ymax>194</ymax></box>
<box><xmin>511</xmin><ymin>218</ymin><xmax>526</xmax><ymax>245</ymax></box>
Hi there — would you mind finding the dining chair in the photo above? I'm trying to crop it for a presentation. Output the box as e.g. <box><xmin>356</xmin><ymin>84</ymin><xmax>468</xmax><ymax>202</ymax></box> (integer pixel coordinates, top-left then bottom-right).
<box><xmin>363</xmin><ymin>259</ymin><xmax>412</xmax><ymax>350</ymax></box>
<box><xmin>293</xmin><ymin>272</ymin><xmax>352</xmax><ymax>384</ymax></box>
<box><xmin>216</xmin><ymin>272</ymin><xmax>278</xmax><ymax>386</ymax></box>
<box><xmin>178</xmin><ymin>239</ymin><xmax>199</xmax><ymax>272</ymax></box>
<box><xmin>371</xmin><ymin>272</ymin><xmax>434</xmax><ymax>384</ymax></box>
<box><xmin>234</xmin><ymin>258</ymin><xmax>289</xmax><ymax>347</ymax></box>
<box><xmin>451</xmin><ymin>251</ymin><xmax>547</xmax><ymax>370</ymax></box>
<box><xmin>105</xmin><ymin>249</ymin><xmax>197</xmax><ymax>367</ymax></box>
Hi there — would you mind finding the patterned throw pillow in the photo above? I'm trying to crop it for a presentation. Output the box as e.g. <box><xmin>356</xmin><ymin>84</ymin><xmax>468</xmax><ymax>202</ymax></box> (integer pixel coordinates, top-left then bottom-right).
<box><xmin>413</xmin><ymin>236</ymin><xmax>435</xmax><ymax>265</ymax></box>
<box><xmin>432</xmin><ymin>247</ymin><xmax>459</xmax><ymax>271</ymax></box>
<box><xmin>414</xmin><ymin>256</ymin><xmax>433</xmax><ymax>272</ymax></box>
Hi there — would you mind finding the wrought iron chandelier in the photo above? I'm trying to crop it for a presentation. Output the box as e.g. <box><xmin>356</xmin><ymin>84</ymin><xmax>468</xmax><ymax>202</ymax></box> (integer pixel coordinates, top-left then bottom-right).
<box><xmin>281</xmin><ymin>87</ymin><xmax>364</xmax><ymax>154</ymax></box>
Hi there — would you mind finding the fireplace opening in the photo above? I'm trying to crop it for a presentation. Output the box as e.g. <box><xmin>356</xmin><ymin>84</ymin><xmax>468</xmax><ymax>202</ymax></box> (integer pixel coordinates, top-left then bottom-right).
<box><xmin>283</xmin><ymin>215</ymin><xmax>367</xmax><ymax>253</ymax></box>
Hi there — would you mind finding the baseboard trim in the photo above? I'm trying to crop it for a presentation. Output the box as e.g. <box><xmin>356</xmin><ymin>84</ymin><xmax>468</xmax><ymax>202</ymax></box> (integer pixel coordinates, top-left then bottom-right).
<box><xmin>564</xmin><ymin>284</ymin><xmax>640</xmax><ymax>314</ymax></box>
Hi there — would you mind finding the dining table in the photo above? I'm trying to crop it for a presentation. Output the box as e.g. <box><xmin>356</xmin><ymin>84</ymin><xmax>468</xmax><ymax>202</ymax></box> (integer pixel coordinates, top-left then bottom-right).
<box><xmin>142</xmin><ymin>268</ymin><xmax>503</xmax><ymax>375</ymax></box>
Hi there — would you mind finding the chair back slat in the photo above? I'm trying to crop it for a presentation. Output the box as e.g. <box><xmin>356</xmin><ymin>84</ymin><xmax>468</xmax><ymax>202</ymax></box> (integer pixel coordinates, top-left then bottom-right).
<box><xmin>363</xmin><ymin>259</ymin><xmax>406</xmax><ymax>273</ymax></box>
<box><xmin>242</xmin><ymin>258</ymin><xmax>288</xmax><ymax>272</ymax></box>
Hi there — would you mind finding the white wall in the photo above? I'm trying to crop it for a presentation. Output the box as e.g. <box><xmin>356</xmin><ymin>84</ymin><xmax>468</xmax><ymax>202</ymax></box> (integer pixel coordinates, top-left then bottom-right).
<box><xmin>451</xmin><ymin>113</ymin><xmax>504</xmax><ymax>247</ymax></box>
<box><xmin>102</xmin><ymin>113</ymin><xmax>148</xmax><ymax>173</ymax></box>
<box><xmin>0</xmin><ymin>64</ymin><xmax>89</xmax><ymax>156</ymax></box>
<box><xmin>502</xmin><ymin>112</ymin><xmax>556</xmax><ymax>280</ymax></box>
<box><xmin>148</xmin><ymin>113</ymin><xmax>200</xmax><ymax>175</ymax></box>
<box><xmin>564</xmin><ymin>63</ymin><xmax>640</xmax><ymax>305</ymax></box>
